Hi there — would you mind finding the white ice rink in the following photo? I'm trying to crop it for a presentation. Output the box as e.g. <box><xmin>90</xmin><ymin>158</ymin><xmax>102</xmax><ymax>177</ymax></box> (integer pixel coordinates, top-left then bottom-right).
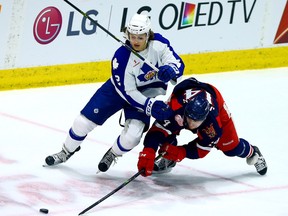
<box><xmin>1</xmin><ymin>67</ymin><xmax>288</xmax><ymax>216</ymax></box>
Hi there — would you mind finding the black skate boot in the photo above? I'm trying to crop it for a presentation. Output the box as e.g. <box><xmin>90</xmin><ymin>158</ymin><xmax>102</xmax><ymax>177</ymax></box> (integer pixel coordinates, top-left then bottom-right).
<box><xmin>45</xmin><ymin>146</ymin><xmax>81</xmax><ymax>166</ymax></box>
<box><xmin>246</xmin><ymin>145</ymin><xmax>267</xmax><ymax>175</ymax></box>
<box><xmin>153</xmin><ymin>157</ymin><xmax>176</xmax><ymax>174</ymax></box>
<box><xmin>98</xmin><ymin>148</ymin><xmax>120</xmax><ymax>172</ymax></box>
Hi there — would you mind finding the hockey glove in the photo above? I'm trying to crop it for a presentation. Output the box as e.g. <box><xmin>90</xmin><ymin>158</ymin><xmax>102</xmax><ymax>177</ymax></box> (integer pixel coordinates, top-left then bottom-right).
<box><xmin>158</xmin><ymin>65</ymin><xmax>178</xmax><ymax>82</ymax></box>
<box><xmin>138</xmin><ymin>148</ymin><xmax>156</xmax><ymax>177</ymax></box>
<box><xmin>145</xmin><ymin>98</ymin><xmax>173</xmax><ymax>121</ymax></box>
<box><xmin>160</xmin><ymin>143</ymin><xmax>186</xmax><ymax>162</ymax></box>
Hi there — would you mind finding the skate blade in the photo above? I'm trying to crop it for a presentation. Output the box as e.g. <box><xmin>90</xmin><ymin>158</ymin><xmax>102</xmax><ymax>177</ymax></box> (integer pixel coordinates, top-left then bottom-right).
<box><xmin>152</xmin><ymin>168</ymin><xmax>173</xmax><ymax>175</ymax></box>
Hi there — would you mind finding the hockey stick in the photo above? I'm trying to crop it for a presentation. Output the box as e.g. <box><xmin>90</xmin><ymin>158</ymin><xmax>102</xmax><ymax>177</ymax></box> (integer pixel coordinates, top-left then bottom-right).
<box><xmin>63</xmin><ymin>0</ymin><xmax>160</xmax><ymax>74</ymax></box>
<box><xmin>78</xmin><ymin>153</ymin><xmax>164</xmax><ymax>215</ymax></box>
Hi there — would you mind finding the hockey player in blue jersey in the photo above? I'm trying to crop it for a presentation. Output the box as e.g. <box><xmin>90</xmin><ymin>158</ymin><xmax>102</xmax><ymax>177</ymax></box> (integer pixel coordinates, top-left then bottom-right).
<box><xmin>45</xmin><ymin>13</ymin><xmax>185</xmax><ymax>172</ymax></box>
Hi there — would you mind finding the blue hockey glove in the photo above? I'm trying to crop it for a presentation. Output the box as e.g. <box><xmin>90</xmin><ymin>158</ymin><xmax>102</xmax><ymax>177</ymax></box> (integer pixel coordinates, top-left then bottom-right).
<box><xmin>157</xmin><ymin>64</ymin><xmax>178</xmax><ymax>82</ymax></box>
<box><xmin>145</xmin><ymin>98</ymin><xmax>173</xmax><ymax>121</ymax></box>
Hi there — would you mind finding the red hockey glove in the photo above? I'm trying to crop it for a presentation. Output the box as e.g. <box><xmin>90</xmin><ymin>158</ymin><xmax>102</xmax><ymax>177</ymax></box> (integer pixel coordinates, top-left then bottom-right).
<box><xmin>160</xmin><ymin>143</ymin><xmax>186</xmax><ymax>162</ymax></box>
<box><xmin>137</xmin><ymin>148</ymin><xmax>156</xmax><ymax>177</ymax></box>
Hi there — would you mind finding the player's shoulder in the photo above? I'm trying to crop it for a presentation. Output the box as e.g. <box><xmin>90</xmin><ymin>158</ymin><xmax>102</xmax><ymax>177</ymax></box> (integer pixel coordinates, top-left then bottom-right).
<box><xmin>115</xmin><ymin>41</ymin><xmax>131</xmax><ymax>55</ymax></box>
<box><xmin>113</xmin><ymin>41</ymin><xmax>131</xmax><ymax>61</ymax></box>
<box><xmin>151</xmin><ymin>33</ymin><xmax>170</xmax><ymax>45</ymax></box>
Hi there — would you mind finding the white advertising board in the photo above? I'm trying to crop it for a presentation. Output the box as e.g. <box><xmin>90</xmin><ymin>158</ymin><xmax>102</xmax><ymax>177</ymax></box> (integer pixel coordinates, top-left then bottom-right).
<box><xmin>0</xmin><ymin>0</ymin><xmax>287</xmax><ymax>69</ymax></box>
<box><xmin>0</xmin><ymin>2</ymin><xmax>13</xmax><ymax>69</ymax></box>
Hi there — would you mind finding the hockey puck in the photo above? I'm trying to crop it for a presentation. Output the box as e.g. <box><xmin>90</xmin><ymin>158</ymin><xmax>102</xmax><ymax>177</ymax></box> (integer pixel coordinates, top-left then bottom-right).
<box><xmin>39</xmin><ymin>208</ymin><xmax>49</xmax><ymax>214</ymax></box>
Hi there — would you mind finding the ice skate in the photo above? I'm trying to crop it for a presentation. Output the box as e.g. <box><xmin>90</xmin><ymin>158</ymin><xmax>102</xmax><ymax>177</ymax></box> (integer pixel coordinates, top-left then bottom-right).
<box><xmin>153</xmin><ymin>157</ymin><xmax>176</xmax><ymax>174</ymax></box>
<box><xmin>45</xmin><ymin>146</ymin><xmax>81</xmax><ymax>166</ymax></box>
<box><xmin>246</xmin><ymin>145</ymin><xmax>267</xmax><ymax>175</ymax></box>
<box><xmin>98</xmin><ymin>148</ymin><xmax>120</xmax><ymax>172</ymax></box>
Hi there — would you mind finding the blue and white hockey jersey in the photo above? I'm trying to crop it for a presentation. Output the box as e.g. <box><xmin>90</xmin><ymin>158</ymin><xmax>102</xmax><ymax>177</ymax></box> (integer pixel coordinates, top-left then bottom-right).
<box><xmin>110</xmin><ymin>33</ymin><xmax>185</xmax><ymax>112</ymax></box>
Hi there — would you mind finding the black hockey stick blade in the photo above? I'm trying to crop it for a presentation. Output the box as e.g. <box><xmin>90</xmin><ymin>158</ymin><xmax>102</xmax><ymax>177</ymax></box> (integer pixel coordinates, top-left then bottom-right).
<box><xmin>78</xmin><ymin>153</ymin><xmax>164</xmax><ymax>215</ymax></box>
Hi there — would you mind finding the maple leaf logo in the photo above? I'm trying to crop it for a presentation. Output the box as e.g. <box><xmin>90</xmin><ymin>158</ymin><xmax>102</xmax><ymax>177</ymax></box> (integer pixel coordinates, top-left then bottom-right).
<box><xmin>112</xmin><ymin>58</ymin><xmax>119</xmax><ymax>70</ymax></box>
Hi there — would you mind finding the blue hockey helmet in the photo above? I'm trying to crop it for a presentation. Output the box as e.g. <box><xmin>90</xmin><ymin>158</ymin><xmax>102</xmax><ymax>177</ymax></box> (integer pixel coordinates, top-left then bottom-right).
<box><xmin>184</xmin><ymin>94</ymin><xmax>210</xmax><ymax>121</ymax></box>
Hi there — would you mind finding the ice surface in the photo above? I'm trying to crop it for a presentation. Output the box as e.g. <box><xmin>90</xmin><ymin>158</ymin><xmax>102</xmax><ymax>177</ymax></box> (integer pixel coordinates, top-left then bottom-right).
<box><xmin>1</xmin><ymin>67</ymin><xmax>288</xmax><ymax>216</ymax></box>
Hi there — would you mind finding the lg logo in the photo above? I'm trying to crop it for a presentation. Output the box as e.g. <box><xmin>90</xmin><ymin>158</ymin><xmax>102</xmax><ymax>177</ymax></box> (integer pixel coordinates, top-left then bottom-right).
<box><xmin>33</xmin><ymin>7</ymin><xmax>62</xmax><ymax>45</ymax></box>
<box><xmin>33</xmin><ymin>6</ymin><xmax>98</xmax><ymax>45</ymax></box>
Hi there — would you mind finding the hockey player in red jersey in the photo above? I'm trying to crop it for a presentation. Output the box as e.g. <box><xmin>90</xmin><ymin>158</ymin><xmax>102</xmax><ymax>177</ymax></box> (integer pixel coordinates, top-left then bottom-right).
<box><xmin>137</xmin><ymin>77</ymin><xmax>267</xmax><ymax>177</ymax></box>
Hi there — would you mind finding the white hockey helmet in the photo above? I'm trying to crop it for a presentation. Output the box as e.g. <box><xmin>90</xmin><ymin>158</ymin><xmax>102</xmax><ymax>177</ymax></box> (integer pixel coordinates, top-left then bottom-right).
<box><xmin>127</xmin><ymin>14</ymin><xmax>151</xmax><ymax>35</ymax></box>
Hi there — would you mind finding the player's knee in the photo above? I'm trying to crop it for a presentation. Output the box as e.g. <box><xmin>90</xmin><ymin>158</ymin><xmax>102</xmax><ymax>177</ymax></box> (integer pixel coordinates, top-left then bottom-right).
<box><xmin>223</xmin><ymin>138</ymin><xmax>252</xmax><ymax>158</ymax></box>
<box><xmin>71</xmin><ymin>114</ymin><xmax>97</xmax><ymax>136</ymax></box>
<box><xmin>118</xmin><ymin>119</ymin><xmax>145</xmax><ymax>151</ymax></box>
